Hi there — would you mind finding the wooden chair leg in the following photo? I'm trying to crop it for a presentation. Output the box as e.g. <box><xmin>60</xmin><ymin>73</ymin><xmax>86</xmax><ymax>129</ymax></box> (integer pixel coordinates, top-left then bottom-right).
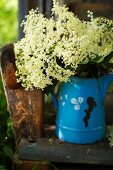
<box><xmin>13</xmin><ymin>154</ymin><xmax>54</xmax><ymax>170</ymax></box>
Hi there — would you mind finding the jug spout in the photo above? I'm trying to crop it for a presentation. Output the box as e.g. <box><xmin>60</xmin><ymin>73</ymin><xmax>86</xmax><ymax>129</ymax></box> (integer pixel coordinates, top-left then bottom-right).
<box><xmin>98</xmin><ymin>73</ymin><xmax>113</xmax><ymax>97</ymax></box>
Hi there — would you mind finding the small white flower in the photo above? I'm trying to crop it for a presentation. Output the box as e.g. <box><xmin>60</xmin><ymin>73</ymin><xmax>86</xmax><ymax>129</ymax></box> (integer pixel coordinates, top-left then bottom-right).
<box><xmin>71</xmin><ymin>98</ymin><xmax>78</xmax><ymax>105</ymax></box>
<box><xmin>78</xmin><ymin>97</ymin><xmax>84</xmax><ymax>104</ymax></box>
<box><xmin>74</xmin><ymin>105</ymin><xmax>80</xmax><ymax>110</ymax></box>
<box><xmin>71</xmin><ymin>97</ymin><xmax>84</xmax><ymax>111</ymax></box>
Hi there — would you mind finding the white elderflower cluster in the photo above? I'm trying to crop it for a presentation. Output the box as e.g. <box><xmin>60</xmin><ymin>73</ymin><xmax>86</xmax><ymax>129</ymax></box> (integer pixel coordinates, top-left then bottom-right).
<box><xmin>14</xmin><ymin>0</ymin><xmax>113</xmax><ymax>90</ymax></box>
<box><xmin>107</xmin><ymin>125</ymin><xmax>113</xmax><ymax>147</ymax></box>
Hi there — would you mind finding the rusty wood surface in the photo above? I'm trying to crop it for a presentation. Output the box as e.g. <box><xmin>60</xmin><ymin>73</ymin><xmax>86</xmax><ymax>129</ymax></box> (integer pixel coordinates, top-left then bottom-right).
<box><xmin>13</xmin><ymin>154</ymin><xmax>54</xmax><ymax>170</ymax></box>
<box><xmin>13</xmin><ymin>154</ymin><xmax>113</xmax><ymax>170</ymax></box>
<box><xmin>6</xmin><ymin>87</ymin><xmax>44</xmax><ymax>141</ymax></box>
<box><xmin>19</xmin><ymin>128</ymin><xmax>113</xmax><ymax>166</ymax></box>
<box><xmin>0</xmin><ymin>44</ymin><xmax>44</xmax><ymax>142</ymax></box>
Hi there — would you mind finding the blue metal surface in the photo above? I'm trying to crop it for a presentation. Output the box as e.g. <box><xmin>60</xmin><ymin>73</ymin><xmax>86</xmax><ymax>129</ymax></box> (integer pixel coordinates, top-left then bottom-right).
<box><xmin>54</xmin><ymin>74</ymin><xmax>113</xmax><ymax>144</ymax></box>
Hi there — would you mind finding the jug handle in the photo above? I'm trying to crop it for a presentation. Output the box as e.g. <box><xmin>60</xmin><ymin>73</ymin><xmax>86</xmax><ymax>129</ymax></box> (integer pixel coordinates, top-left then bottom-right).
<box><xmin>51</xmin><ymin>89</ymin><xmax>58</xmax><ymax>110</ymax></box>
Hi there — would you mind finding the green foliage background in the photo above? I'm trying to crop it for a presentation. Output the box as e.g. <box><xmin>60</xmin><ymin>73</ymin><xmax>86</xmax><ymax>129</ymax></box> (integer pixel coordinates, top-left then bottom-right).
<box><xmin>0</xmin><ymin>0</ymin><xmax>18</xmax><ymax>46</ymax></box>
<box><xmin>0</xmin><ymin>0</ymin><xmax>18</xmax><ymax>169</ymax></box>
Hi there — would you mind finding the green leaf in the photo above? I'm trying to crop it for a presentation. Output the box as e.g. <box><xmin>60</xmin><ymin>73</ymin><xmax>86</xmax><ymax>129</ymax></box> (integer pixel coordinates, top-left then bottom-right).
<box><xmin>102</xmin><ymin>51</ymin><xmax>113</xmax><ymax>64</ymax></box>
<box><xmin>3</xmin><ymin>145</ymin><xmax>13</xmax><ymax>159</ymax></box>
<box><xmin>0</xmin><ymin>165</ymin><xmax>7</xmax><ymax>170</ymax></box>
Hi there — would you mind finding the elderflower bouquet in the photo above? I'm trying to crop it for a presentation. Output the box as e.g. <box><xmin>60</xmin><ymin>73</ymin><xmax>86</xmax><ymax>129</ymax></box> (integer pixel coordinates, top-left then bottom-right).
<box><xmin>14</xmin><ymin>0</ymin><xmax>113</xmax><ymax>91</ymax></box>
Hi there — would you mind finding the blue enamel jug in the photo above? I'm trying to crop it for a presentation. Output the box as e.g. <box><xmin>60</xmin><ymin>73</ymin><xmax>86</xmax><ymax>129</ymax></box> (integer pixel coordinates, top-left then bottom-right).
<box><xmin>52</xmin><ymin>74</ymin><xmax>113</xmax><ymax>144</ymax></box>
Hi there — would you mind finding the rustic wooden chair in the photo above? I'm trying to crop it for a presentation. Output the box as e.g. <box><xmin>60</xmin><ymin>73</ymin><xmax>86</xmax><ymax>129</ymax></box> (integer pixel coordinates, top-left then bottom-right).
<box><xmin>1</xmin><ymin>45</ymin><xmax>113</xmax><ymax>169</ymax></box>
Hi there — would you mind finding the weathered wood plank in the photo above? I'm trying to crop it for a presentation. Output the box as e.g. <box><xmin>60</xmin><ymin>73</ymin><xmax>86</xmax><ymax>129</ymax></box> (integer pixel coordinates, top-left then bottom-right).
<box><xmin>13</xmin><ymin>154</ymin><xmax>113</xmax><ymax>170</ymax></box>
<box><xmin>0</xmin><ymin>44</ymin><xmax>44</xmax><ymax>142</ymax></box>
<box><xmin>13</xmin><ymin>154</ymin><xmax>55</xmax><ymax>170</ymax></box>
<box><xmin>19</xmin><ymin>132</ymin><xmax>113</xmax><ymax>165</ymax></box>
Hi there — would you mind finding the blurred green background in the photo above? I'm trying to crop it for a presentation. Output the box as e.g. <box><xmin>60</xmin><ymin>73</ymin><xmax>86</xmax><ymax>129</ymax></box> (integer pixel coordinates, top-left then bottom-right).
<box><xmin>0</xmin><ymin>0</ymin><xmax>18</xmax><ymax>169</ymax></box>
<box><xmin>0</xmin><ymin>0</ymin><xmax>18</xmax><ymax>45</ymax></box>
